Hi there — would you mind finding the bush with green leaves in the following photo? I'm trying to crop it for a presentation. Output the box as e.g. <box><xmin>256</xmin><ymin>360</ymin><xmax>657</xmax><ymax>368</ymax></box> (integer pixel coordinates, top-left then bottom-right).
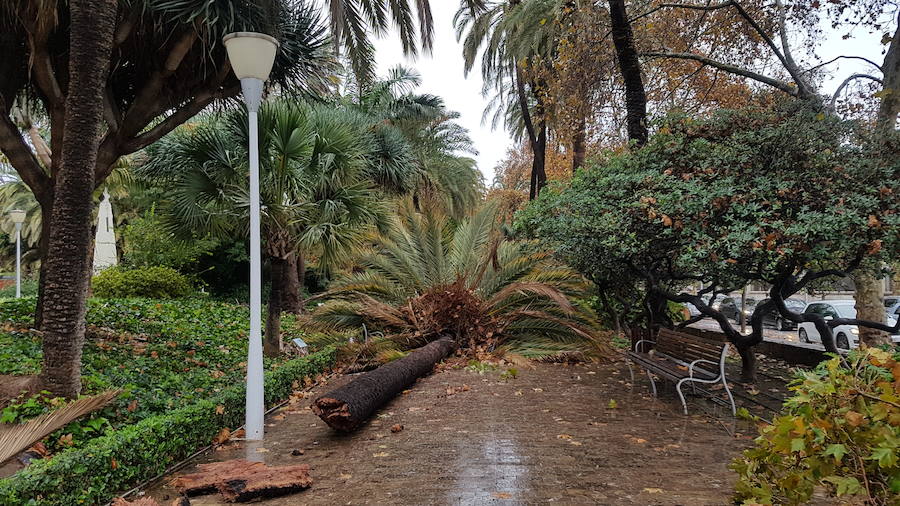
<box><xmin>0</xmin><ymin>347</ymin><xmax>335</xmax><ymax>506</ymax></box>
<box><xmin>92</xmin><ymin>266</ymin><xmax>193</xmax><ymax>299</ymax></box>
<box><xmin>121</xmin><ymin>210</ymin><xmax>219</xmax><ymax>272</ymax></box>
<box><xmin>732</xmin><ymin>348</ymin><xmax>900</xmax><ymax>504</ymax></box>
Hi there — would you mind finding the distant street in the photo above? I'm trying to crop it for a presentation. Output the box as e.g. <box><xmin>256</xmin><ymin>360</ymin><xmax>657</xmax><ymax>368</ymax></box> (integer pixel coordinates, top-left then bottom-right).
<box><xmin>688</xmin><ymin>318</ymin><xmax>829</xmax><ymax>351</ymax></box>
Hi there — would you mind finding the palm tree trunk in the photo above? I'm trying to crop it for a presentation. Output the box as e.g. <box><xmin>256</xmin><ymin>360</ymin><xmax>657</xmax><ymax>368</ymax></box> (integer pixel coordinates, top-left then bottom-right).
<box><xmin>608</xmin><ymin>0</ymin><xmax>648</xmax><ymax>147</ymax></box>
<box><xmin>39</xmin><ymin>0</ymin><xmax>117</xmax><ymax>398</ymax></box>
<box><xmin>265</xmin><ymin>256</ymin><xmax>285</xmax><ymax>357</ymax></box>
<box><xmin>530</xmin><ymin>120</ymin><xmax>547</xmax><ymax>200</ymax></box>
<box><xmin>35</xmin><ymin>199</ymin><xmax>52</xmax><ymax>328</ymax></box>
<box><xmin>280</xmin><ymin>252</ymin><xmax>303</xmax><ymax>313</ymax></box>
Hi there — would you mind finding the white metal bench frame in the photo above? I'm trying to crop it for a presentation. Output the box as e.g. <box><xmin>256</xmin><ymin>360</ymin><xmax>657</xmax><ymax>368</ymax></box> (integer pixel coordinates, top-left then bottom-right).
<box><xmin>628</xmin><ymin>336</ymin><xmax>736</xmax><ymax>416</ymax></box>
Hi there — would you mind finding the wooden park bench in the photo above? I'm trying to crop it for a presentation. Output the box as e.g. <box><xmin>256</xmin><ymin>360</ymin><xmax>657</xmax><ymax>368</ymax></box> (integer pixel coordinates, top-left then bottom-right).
<box><xmin>627</xmin><ymin>328</ymin><xmax>735</xmax><ymax>415</ymax></box>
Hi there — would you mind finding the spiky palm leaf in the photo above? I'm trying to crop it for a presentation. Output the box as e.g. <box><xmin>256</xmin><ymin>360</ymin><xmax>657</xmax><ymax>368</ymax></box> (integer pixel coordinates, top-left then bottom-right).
<box><xmin>314</xmin><ymin>203</ymin><xmax>608</xmax><ymax>358</ymax></box>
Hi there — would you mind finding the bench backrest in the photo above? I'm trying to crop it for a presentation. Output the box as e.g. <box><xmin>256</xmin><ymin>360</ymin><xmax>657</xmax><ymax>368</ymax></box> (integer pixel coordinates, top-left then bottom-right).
<box><xmin>655</xmin><ymin>328</ymin><xmax>725</xmax><ymax>364</ymax></box>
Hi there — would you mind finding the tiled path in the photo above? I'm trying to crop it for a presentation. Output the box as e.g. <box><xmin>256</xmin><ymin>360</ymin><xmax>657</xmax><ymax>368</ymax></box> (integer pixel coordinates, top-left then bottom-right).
<box><xmin>144</xmin><ymin>361</ymin><xmax>751</xmax><ymax>505</ymax></box>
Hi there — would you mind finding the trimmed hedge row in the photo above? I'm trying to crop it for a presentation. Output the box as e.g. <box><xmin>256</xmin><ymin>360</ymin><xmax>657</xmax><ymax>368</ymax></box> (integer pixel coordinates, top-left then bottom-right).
<box><xmin>0</xmin><ymin>347</ymin><xmax>335</xmax><ymax>505</ymax></box>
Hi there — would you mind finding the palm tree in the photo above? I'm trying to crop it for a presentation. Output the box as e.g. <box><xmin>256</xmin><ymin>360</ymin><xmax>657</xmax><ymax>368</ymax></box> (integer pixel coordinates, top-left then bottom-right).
<box><xmin>455</xmin><ymin>0</ymin><xmax>558</xmax><ymax>200</ymax></box>
<box><xmin>143</xmin><ymin>100</ymin><xmax>408</xmax><ymax>355</ymax></box>
<box><xmin>352</xmin><ymin>66</ymin><xmax>484</xmax><ymax>217</ymax></box>
<box><xmin>313</xmin><ymin>202</ymin><xmax>606</xmax><ymax>359</ymax></box>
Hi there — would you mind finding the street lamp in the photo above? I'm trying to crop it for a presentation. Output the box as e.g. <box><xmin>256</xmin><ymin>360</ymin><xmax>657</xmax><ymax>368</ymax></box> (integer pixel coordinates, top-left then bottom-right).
<box><xmin>223</xmin><ymin>32</ymin><xmax>279</xmax><ymax>441</ymax></box>
<box><xmin>9</xmin><ymin>210</ymin><xmax>25</xmax><ymax>298</ymax></box>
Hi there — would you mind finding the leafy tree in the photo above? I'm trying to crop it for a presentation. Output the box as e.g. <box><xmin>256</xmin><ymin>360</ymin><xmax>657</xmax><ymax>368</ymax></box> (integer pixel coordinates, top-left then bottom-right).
<box><xmin>518</xmin><ymin>102</ymin><xmax>900</xmax><ymax>381</ymax></box>
<box><xmin>143</xmin><ymin>100</ymin><xmax>404</xmax><ymax>355</ymax></box>
<box><xmin>312</xmin><ymin>202</ymin><xmax>607</xmax><ymax>359</ymax></box>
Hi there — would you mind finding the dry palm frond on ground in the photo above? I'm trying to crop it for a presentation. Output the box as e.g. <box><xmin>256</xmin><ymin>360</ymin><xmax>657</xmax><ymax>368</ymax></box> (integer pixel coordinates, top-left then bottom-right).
<box><xmin>310</xmin><ymin>202</ymin><xmax>610</xmax><ymax>361</ymax></box>
<box><xmin>0</xmin><ymin>389</ymin><xmax>120</xmax><ymax>463</ymax></box>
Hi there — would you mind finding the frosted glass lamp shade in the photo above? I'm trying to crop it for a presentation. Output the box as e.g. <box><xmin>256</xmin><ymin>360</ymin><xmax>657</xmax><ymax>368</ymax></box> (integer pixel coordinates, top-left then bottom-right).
<box><xmin>223</xmin><ymin>32</ymin><xmax>279</xmax><ymax>81</ymax></box>
<box><xmin>9</xmin><ymin>209</ymin><xmax>25</xmax><ymax>224</ymax></box>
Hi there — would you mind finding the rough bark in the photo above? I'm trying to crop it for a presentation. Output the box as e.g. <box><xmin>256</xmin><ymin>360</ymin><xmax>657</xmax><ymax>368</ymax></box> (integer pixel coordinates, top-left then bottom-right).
<box><xmin>313</xmin><ymin>337</ymin><xmax>456</xmax><ymax>432</ymax></box>
<box><xmin>173</xmin><ymin>459</ymin><xmax>312</xmax><ymax>502</ymax></box>
<box><xmin>217</xmin><ymin>464</ymin><xmax>312</xmax><ymax>502</ymax></box>
<box><xmin>34</xmin><ymin>203</ymin><xmax>52</xmax><ymax>328</ymax></box>
<box><xmin>571</xmin><ymin>115</ymin><xmax>587</xmax><ymax>174</ymax></box>
<box><xmin>280</xmin><ymin>252</ymin><xmax>303</xmax><ymax>313</ymax></box>
<box><xmin>39</xmin><ymin>0</ymin><xmax>117</xmax><ymax>398</ymax></box>
<box><xmin>608</xmin><ymin>0</ymin><xmax>648</xmax><ymax>147</ymax></box>
<box><xmin>265</xmin><ymin>257</ymin><xmax>285</xmax><ymax>357</ymax></box>
<box><xmin>735</xmin><ymin>342</ymin><xmax>756</xmax><ymax>384</ymax></box>
<box><xmin>852</xmin><ymin>269</ymin><xmax>891</xmax><ymax>347</ymax></box>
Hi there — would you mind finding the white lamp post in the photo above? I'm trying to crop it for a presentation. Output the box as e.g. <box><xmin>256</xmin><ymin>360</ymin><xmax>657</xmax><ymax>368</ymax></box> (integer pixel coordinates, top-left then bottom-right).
<box><xmin>223</xmin><ymin>32</ymin><xmax>279</xmax><ymax>441</ymax></box>
<box><xmin>9</xmin><ymin>209</ymin><xmax>25</xmax><ymax>298</ymax></box>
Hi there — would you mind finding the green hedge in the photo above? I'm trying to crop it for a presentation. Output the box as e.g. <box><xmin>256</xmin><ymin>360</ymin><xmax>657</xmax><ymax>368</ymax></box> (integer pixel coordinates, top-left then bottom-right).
<box><xmin>92</xmin><ymin>266</ymin><xmax>193</xmax><ymax>299</ymax></box>
<box><xmin>0</xmin><ymin>347</ymin><xmax>335</xmax><ymax>506</ymax></box>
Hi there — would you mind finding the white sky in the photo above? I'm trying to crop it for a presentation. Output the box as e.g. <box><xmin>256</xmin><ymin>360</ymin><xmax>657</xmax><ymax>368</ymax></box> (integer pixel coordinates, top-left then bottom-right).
<box><xmin>373</xmin><ymin>5</ymin><xmax>892</xmax><ymax>184</ymax></box>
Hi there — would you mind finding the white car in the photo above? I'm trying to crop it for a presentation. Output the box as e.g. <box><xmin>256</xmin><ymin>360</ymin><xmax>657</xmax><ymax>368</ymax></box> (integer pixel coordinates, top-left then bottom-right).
<box><xmin>798</xmin><ymin>300</ymin><xmax>900</xmax><ymax>349</ymax></box>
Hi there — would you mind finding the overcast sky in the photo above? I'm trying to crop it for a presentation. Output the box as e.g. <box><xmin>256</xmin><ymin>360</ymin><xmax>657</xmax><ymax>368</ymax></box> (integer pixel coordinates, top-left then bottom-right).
<box><xmin>373</xmin><ymin>5</ymin><xmax>890</xmax><ymax>183</ymax></box>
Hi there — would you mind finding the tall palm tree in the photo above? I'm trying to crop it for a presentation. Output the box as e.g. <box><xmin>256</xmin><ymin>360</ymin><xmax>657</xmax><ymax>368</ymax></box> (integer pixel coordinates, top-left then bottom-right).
<box><xmin>455</xmin><ymin>0</ymin><xmax>558</xmax><ymax>199</ymax></box>
<box><xmin>352</xmin><ymin>66</ymin><xmax>484</xmax><ymax>217</ymax></box>
<box><xmin>313</xmin><ymin>202</ymin><xmax>606</xmax><ymax>358</ymax></box>
<box><xmin>143</xmin><ymin>100</ymin><xmax>408</xmax><ymax>355</ymax></box>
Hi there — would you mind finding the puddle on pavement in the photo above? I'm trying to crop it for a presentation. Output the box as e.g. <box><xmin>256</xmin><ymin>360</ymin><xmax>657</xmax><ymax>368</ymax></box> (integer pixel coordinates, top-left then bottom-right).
<box><xmin>450</xmin><ymin>435</ymin><xmax>528</xmax><ymax>504</ymax></box>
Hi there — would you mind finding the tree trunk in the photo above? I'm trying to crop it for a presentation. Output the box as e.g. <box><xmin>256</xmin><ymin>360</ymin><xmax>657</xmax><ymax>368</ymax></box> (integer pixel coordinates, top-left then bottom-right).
<box><xmin>852</xmin><ymin>269</ymin><xmax>891</xmax><ymax>347</ymax></box>
<box><xmin>265</xmin><ymin>256</ymin><xmax>285</xmax><ymax>357</ymax></box>
<box><xmin>312</xmin><ymin>337</ymin><xmax>456</xmax><ymax>432</ymax></box>
<box><xmin>571</xmin><ymin>115</ymin><xmax>587</xmax><ymax>174</ymax></box>
<box><xmin>280</xmin><ymin>252</ymin><xmax>303</xmax><ymax>313</ymax></box>
<box><xmin>530</xmin><ymin>120</ymin><xmax>547</xmax><ymax>200</ymax></box>
<box><xmin>39</xmin><ymin>0</ymin><xmax>117</xmax><ymax>398</ymax></box>
<box><xmin>735</xmin><ymin>342</ymin><xmax>756</xmax><ymax>384</ymax></box>
<box><xmin>608</xmin><ymin>0</ymin><xmax>648</xmax><ymax>147</ymax></box>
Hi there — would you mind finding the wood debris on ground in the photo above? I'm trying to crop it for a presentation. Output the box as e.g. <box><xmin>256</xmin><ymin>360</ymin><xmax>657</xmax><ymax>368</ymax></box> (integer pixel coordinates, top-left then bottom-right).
<box><xmin>171</xmin><ymin>459</ymin><xmax>312</xmax><ymax>502</ymax></box>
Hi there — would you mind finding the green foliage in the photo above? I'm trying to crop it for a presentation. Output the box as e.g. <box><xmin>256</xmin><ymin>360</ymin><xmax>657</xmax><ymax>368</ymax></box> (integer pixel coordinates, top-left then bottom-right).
<box><xmin>0</xmin><ymin>348</ymin><xmax>336</xmax><ymax>506</ymax></box>
<box><xmin>732</xmin><ymin>348</ymin><xmax>900</xmax><ymax>504</ymax></box>
<box><xmin>92</xmin><ymin>266</ymin><xmax>192</xmax><ymax>299</ymax></box>
<box><xmin>314</xmin><ymin>203</ymin><xmax>606</xmax><ymax>358</ymax></box>
<box><xmin>121</xmin><ymin>210</ymin><xmax>218</xmax><ymax>272</ymax></box>
<box><xmin>517</xmin><ymin>101</ymin><xmax>900</xmax><ymax>323</ymax></box>
<box><xmin>0</xmin><ymin>278</ymin><xmax>38</xmax><ymax>299</ymax></box>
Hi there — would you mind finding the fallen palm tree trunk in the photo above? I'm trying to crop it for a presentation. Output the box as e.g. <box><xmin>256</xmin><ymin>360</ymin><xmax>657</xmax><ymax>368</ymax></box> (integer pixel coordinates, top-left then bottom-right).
<box><xmin>312</xmin><ymin>336</ymin><xmax>456</xmax><ymax>431</ymax></box>
<box><xmin>173</xmin><ymin>459</ymin><xmax>312</xmax><ymax>502</ymax></box>
<box><xmin>0</xmin><ymin>389</ymin><xmax>120</xmax><ymax>463</ymax></box>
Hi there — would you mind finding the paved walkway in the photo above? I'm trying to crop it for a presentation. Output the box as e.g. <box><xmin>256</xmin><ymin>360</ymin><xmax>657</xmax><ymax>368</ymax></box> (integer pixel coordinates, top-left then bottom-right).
<box><xmin>144</xmin><ymin>362</ymin><xmax>751</xmax><ymax>505</ymax></box>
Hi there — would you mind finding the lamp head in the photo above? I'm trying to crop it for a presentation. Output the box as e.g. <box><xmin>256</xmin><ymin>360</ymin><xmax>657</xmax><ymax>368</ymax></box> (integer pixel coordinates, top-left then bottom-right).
<box><xmin>223</xmin><ymin>32</ymin><xmax>279</xmax><ymax>81</ymax></box>
<box><xmin>9</xmin><ymin>209</ymin><xmax>25</xmax><ymax>225</ymax></box>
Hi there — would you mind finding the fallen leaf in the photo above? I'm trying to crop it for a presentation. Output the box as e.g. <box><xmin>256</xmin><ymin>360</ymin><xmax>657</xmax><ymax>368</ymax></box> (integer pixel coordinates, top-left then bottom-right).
<box><xmin>373</xmin><ymin>452</ymin><xmax>390</xmax><ymax>457</ymax></box>
<box><xmin>255</xmin><ymin>447</ymin><xmax>269</xmax><ymax>453</ymax></box>
<box><xmin>339</xmin><ymin>474</ymin><xmax>352</xmax><ymax>480</ymax></box>
<box><xmin>569</xmin><ymin>441</ymin><xmax>582</xmax><ymax>446</ymax></box>
<box><xmin>273</xmin><ymin>414</ymin><xmax>286</xmax><ymax>421</ymax></box>
<box><xmin>110</xmin><ymin>458</ymin><xmax>118</xmax><ymax>470</ymax></box>
<box><xmin>232</xmin><ymin>429</ymin><xmax>245</xmax><ymax>438</ymax></box>
<box><xmin>212</xmin><ymin>428</ymin><xmax>231</xmax><ymax>445</ymax></box>
<box><xmin>846</xmin><ymin>411</ymin><xmax>865</xmax><ymax>427</ymax></box>
<box><xmin>215</xmin><ymin>404</ymin><xmax>225</xmax><ymax>415</ymax></box>
<box><xmin>532</xmin><ymin>388</ymin><xmax>543</xmax><ymax>392</ymax></box>
<box><xmin>607</xmin><ymin>399</ymin><xmax>618</xmax><ymax>409</ymax></box>
<box><xmin>557</xmin><ymin>434</ymin><xmax>573</xmax><ymax>440</ymax></box>
<box><xmin>391</xmin><ymin>424</ymin><xmax>404</xmax><ymax>433</ymax></box>
<box><xmin>643</xmin><ymin>488</ymin><xmax>664</xmax><ymax>494</ymax></box>
<box><xmin>127</xmin><ymin>400</ymin><xmax>139</xmax><ymax>412</ymax></box>
<box><xmin>491</xmin><ymin>492</ymin><xmax>512</xmax><ymax>499</ymax></box>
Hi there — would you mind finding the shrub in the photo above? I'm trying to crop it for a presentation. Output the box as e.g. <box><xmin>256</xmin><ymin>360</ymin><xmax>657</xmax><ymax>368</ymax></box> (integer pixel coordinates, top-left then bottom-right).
<box><xmin>0</xmin><ymin>347</ymin><xmax>336</xmax><ymax>506</ymax></box>
<box><xmin>732</xmin><ymin>348</ymin><xmax>900</xmax><ymax>504</ymax></box>
<box><xmin>0</xmin><ymin>278</ymin><xmax>38</xmax><ymax>299</ymax></box>
<box><xmin>121</xmin><ymin>210</ymin><xmax>219</xmax><ymax>272</ymax></box>
<box><xmin>92</xmin><ymin>266</ymin><xmax>192</xmax><ymax>299</ymax></box>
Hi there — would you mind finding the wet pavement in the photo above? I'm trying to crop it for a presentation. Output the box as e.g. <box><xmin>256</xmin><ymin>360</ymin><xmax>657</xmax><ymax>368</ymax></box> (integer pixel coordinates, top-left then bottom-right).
<box><xmin>140</xmin><ymin>361</ymin><xmax>751</xmax><ymax>505</ymax></box>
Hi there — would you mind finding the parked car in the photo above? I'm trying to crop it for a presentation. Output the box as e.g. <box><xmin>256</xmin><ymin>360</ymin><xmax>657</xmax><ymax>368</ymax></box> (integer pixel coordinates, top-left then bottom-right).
<box><xmin>719</xmin><ymin>297</ymin><xmax>757</xmax><ymax>322</ymax></box>
<box><xmin>798</xmin><ymin>300</ymin><xmax>900</xmax><ymax>349</ymax></box>
<box><xmin>755</xmin><ymin>298</ymin><xmax>807</xmax><ymax>330</ymax></box>
<box><xmin>886</xmin><ymin>296</ymin><xmax>900</xmax><ymax>320</ymax></box>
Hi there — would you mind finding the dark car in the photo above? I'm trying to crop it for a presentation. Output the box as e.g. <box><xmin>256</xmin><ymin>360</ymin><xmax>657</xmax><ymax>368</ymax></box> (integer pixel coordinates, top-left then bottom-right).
<box><xmin>756</xmin><ymin>298</ymin><xmax>807</xmax><ymax>330</ymax></box>
<box><xmin>719</xmin><ymin>297</ymin><xmax>757</xmax><ymax>322</ymax></box>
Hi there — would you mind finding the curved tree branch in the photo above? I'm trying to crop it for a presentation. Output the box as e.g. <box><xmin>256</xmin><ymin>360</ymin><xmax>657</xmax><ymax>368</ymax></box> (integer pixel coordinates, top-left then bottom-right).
<box><xmin>830</xmin><ymin>73</ymin><xmax>884</xmax><ymax>109</ymax></box>
<box><xmin>642</xmin><ymin>51</ymin><xmax>799</xmax><ymax>96</ymax></box>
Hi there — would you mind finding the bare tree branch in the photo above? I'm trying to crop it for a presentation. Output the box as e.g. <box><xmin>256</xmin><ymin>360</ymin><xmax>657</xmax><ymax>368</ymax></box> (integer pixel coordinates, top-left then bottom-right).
<box><xmin>642</xmin><ymin>51</ymin><xmax>799</xmax><ymax>95</ymax></box>
<box><xmin>0</xmin><ymin>110</ymin><xmax>51</xmax><ymax>201</ymax></box>
<box><xmin>830</xmin><ymin>73</ymin><xmax>884</xmax><ymax>109</ymax></box>
<box><xmin>804</xmin><ymin>55</ymin><xmax>883</xmax><ymax>74</ymax></box>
